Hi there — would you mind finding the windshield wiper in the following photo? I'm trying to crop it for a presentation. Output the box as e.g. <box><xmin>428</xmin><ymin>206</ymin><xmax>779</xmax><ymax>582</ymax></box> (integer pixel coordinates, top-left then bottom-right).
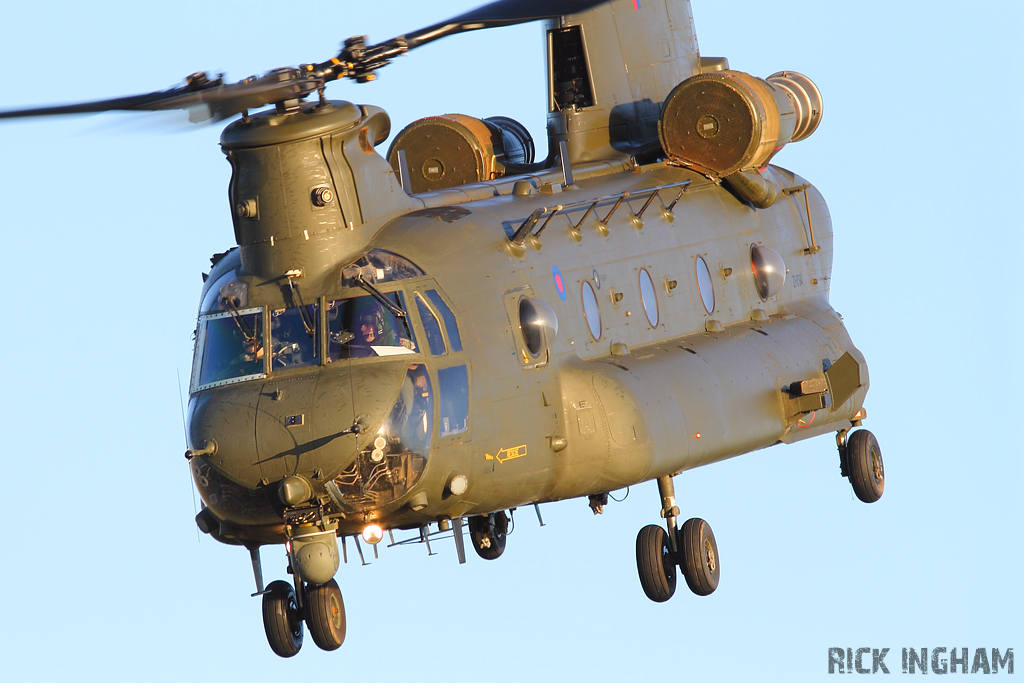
<box><xmin>221</xmin><ymin>295</ymin><xmax>256</xmax><ymax>342</ymax></box>
<box><xmin>355</xmin><ymin>275</ymin><xmax>407</xmax><ymax>319</ymax></box>
<box><xmin>286</xmin><ymin>279</ymin><xmax>317</xmax><ymax>336</ymax></box>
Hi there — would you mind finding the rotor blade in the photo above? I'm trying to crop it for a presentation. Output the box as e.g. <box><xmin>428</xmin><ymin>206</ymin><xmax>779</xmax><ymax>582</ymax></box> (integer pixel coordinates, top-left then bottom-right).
<box><xmin>0</xmin><ymin>87</ymin><xmax>198</xmax><ymax>120</ymax></box>
<box><xmin>0</xmin><ymin>70</ymin><xmax>320</xmax><ymax>122</ymax></box>
<box><xmin>321</xmin><ymin>0</ymin><xmax>610</xmax><ymax>84</ymax></box>
<box><xmin>405</xmin><ymin>0</ymin><xmax>609</xmax><ymax>48</ymax></box>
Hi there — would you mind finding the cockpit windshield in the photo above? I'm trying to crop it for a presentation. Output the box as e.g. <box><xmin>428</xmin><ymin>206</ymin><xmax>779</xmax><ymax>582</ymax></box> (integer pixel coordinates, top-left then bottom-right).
<box><xmin>327</xmin><ymin>292</ymin><xmax>417</xmax><ymax>360</ymax></box>
<box><xmin>192</xmin><ymin>254</ymin><xmax>425</xmax><ymax>391</ymax></box>
<box><xmin>194</xmin><ymin>308</ymin><xmax>265</xmax><ymax>389</ymax></box>
<box><xmin>270</xmin><ymin>304</ymin><xmax>318</xmax><ymax>370</ymax></box>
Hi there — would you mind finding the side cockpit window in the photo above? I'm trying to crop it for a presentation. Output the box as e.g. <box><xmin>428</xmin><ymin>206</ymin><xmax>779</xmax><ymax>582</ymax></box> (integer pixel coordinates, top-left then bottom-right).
<box><xmin>438</xmin><ymin>364</ymin><xmax>469</xmax><ymax>437</ymax></box>
<box><xmin>415</xmin><ymin>293</ymin><xmax>446</xmax><ymax>356</ymax></box>
<box><xmin>413</xmin><ymin>288</ymin><xmax>463</xmax><ymax>356</ymax></box>
<box><xmin>425</xmin><ymin>290</ymin><xmax>462</xmax><ymax>352</ymax></box>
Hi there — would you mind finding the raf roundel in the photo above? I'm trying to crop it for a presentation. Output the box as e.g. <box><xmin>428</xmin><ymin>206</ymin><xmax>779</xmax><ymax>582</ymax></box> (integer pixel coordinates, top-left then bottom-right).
<box><xmin>552</xmin><ymin>265</ymin><xmax>567</xmax><ymax>301</ymax></box>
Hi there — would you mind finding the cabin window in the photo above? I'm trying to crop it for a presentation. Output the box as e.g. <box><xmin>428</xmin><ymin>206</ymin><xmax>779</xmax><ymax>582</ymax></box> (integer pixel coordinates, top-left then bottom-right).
<box><xmin>195</xmin><ymin>308</ymin><xmax>265</xmax><ymax>390</ymax></box>
<box><xmin>696</xmin><ymin>256</ymin><xmax>715</xmax><ymax>314</ymax></box>
<box><xmin>639</xmin><ymin>269</ymin><xmax>659</xmax><ymax>327</ymax></box>
<box><xmin>750</xmin><ymin>244</ymin><xmax>787</xmax><ymax>300</ymax></box>
<box><xmin>424</xmin><ymin>290</ymin><xmax>462</xmax><ymax>352</ymax></box>
<box><xmin>269</xmin><ymin>304</ymin><xmax>318</xmax><ymax>369</ymax></box>
<box><xmin>518</xmin><ymin>296</ymin><xmax>558</xmax><ymax>358</ymax></box>
<box><xmin>326</xmin><ymin>292</ymin><xmax>418</xmax><ymax>360</ymax></box>
<box><xmin>438</xmin><ymin>364</ymin><xmax>470</xmax><ymax>437</ymax></box>
<box><xmin>581</xmin><ymin>280</ymin><xmax>602</xmax><ymax>340</ymax></box>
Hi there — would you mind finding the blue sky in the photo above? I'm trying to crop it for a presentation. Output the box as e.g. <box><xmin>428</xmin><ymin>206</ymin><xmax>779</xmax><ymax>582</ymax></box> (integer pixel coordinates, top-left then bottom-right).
<box><xmin>0</xmin><ymin>1</ymin><xmax>1020</xmax><ymax>680</ymax></box>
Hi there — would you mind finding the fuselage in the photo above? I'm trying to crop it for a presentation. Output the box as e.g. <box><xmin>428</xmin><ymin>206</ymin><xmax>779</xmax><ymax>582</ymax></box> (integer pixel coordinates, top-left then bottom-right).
<box><xmin>187</xmin><ymin>140</ymin><xmax>867</xmax><ymax>545</ymax></box>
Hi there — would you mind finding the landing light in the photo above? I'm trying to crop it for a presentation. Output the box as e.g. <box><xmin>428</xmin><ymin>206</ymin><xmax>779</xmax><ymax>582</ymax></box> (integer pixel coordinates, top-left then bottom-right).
<box><xmin>361</xmin><ymin>524</ymin><xmax>384</xmax><ymax>545</ymax></box>
<box><xmin>448</xmin><ymin>473</ymin><xmax>469</xmax><ymax>496</ymax></box>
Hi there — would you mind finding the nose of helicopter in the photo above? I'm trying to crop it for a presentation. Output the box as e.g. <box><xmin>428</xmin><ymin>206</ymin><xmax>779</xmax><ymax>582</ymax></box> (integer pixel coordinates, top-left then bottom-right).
<box><xmin>187</xmin><ymin>361</ymin><xmax>422</xmax><ymax>516</ymax></box>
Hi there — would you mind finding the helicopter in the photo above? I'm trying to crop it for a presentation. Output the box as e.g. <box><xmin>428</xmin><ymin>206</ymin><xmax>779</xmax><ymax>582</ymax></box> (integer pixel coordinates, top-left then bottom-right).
<box><xmin>1</xmin><ymin>0</ymin><xmax>884</xmax><ymax>658</ymax></box>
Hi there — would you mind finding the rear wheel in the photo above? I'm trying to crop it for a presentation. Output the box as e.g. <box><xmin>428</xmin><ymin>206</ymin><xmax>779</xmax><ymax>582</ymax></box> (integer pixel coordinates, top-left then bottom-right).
<box><xmin>262</xmin><ymin>580</ymin><xmax>303</xmax><ymax>658</ymax></box>
<box><xmin>679</xmin><ymin>518</ymin><xmax>720</xmax><ymax>596</ymax></box>
<box><xmin>305</xmin><ymin>579</ymin><xmax>346</xmax><ymax>651</ymax></box>
<box><xmin>636</xmin><ymin>524</ymin><xmax>676</xmax><ymax>602</ymax></box>
<box><xmin>469</xmin><ymin>511</ymin><xmax>508</xmax><ymax>560</ymax></box>
<box><xmin>846</xmin><ymin>429</ymin><xmax>884</xmax><ymax>503</ymax></box>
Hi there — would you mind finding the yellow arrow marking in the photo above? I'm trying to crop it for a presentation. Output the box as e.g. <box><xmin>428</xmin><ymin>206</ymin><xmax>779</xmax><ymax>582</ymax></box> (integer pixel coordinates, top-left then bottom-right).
<box><xmin>485</xmin><ymin>444</ymin><xmax>527</xmax><ymax>464</ymax></box>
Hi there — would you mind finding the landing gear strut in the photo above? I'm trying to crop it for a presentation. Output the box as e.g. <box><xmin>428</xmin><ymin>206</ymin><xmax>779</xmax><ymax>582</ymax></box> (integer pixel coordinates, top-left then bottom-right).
<box><xmin>635</xmin><ymin>475</ymin><xmax>720</xmax><ymax>603</ymax></box>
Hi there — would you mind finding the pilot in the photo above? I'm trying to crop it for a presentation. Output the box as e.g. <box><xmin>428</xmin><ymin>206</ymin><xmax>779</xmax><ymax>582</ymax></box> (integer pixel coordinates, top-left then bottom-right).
<box><xmin>243</xmin><ymin>334</ymin><xmax>264</xmax><ymax>362</ymax></box>
<box><xmin>354</xmin><ymin>305</ymin><xmax>414</xmax><ymax>352</ymax></box>
<box><xmin>349</xmin><ymin>308</ymin><xmax>388</xmax><ymax>357</ymax></box>
<box><xmin>358</xmin><ymin>310</ymin><xmax>385</xmax><ymax>345</ymax></box>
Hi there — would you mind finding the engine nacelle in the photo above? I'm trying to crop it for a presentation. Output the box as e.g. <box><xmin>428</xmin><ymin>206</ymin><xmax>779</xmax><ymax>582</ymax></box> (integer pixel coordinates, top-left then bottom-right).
<box><xmin>386</xmin><ymin>114</ymin><xmax>534</xmax><ymax>193</ymax></box>
<box><xmin>658</xmin><ymin>70</ymin><xmax>822</xmax><ymax>177</ymax></box>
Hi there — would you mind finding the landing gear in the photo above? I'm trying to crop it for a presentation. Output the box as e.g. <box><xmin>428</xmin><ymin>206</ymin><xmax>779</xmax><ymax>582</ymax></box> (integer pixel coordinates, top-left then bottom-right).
<box><xmin>678</xmin><ymin>517</ymin><xmax>720</xmax><ymax>596</ymax></box>
<box><xmin>636</xmin><ymin>524</ymin><xmax>677</xmax><ymax>602</ymax></box>
<box><xmin>305</xmin><ymin>578</ymin><xmax>346</xmax><ymax>651</ymax></box>
<box><xmin>840</xmin><ymin>428</ymin><xmax>884</xmax><ymax>503</ymax></box>
<box><xmin>262</xmin><ymin>580</ymin><xmax>303</xmax><ymax>658</ymax></box>
<box><xmin>468</xmin><ymin>510</ymin><xmax>508</xmax><ymax>560</ymax></box>
<box><xmin>635</xmin><ymin>475</ymin><xmax>721</xmax><ymax>603</ymax></box>
<box><xmin>262</xmin><ymin>575</ymin><xmax>347</xmax><ymax>657</ymax></box>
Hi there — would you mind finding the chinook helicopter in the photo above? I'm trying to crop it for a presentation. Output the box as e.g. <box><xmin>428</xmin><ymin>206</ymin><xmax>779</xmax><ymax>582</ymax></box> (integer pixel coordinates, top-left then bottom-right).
<box><xmin>2</xmin><ymin>0</ymin><xmax>884</xmax><ymax>658</ymax></box>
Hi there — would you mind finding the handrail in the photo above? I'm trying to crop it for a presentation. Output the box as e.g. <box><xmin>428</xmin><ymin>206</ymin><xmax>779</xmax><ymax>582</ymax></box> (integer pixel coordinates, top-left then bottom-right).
<box><xmin>508</xmin><ymin>179</ymin><xmax>691</xmax><ymax>246</ymax></box>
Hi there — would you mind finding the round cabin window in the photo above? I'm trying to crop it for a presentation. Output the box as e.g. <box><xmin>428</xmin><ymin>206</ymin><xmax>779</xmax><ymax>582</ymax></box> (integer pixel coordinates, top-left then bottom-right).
<box><xmin>518</xmin><ymin>296</ymin><xmax>558</xmax><ymax>358</ymax></box>
<box><xmin>695</xmin><ymin>256</ymin><xmax>715</xmax><ymax>314</ymax></box>
<box><xmin>750</xmin><ymin>244</ymin><xmax>787</xmax><ymax>300</ymax></box>
<box><xmin>581</xmin><ymin>281</ymin><xmax>602</xmax><ymax>340</ymax></box>
<box><xmin>639</xmin><ymin>268</ymin><xmax>659</xmax><ymax>327</ymax></box>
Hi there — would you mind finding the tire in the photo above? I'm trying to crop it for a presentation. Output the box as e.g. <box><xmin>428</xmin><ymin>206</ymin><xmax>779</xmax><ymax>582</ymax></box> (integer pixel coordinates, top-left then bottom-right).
<box><xmin>636</xmin><ymin>524</ymin><xmax>677</xmax><ymax>602</ymax></box>
<box><xmin>262</xmin><ymin>580</ymin><xmax>303</xmax><ymax>658</ymax></box>
<box><xmin>468</xmin><ymin>511</ymin><xmax>508</xmax><ymax>560</ymax></box>
<box><xmin>679</xmin><ymin>518</ymin><xmax>720</xmax><ymax>597</ymax></box>
<box><xmin>847</xmin><ymin>429</ymin><xmax>884</xmax><ymax>503</ymax></box>
<box><xmin>305</xmin><ymin>579</ymin><xmax>346</xmax><ymax>651</ymax></box>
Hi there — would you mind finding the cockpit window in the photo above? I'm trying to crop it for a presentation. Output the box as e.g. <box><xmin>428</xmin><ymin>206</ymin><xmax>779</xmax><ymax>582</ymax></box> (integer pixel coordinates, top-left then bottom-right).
<box><xmin>330</xmin><ymin>364</ymin><xmax>433</xmax><ymax>510</ymax></box>
<box><xmin>341</xmin><ymin>249</ymin><xmax>425</xmax><ymax>288</ymax></box>
<box><xmin>327</xmin><ymin>292</ymin><xmax>418</xmax><ymax>360</ymax></box>
<box><xmin>424</xmin><ymin>290</ymin><xmax>462</xmax><ymax>352</ymax></box>
<box><xmin>200</xmin><ymin>270</ymin><xmax>249</xmax><ymax>315</ymax></box>
<box><xmin>438</xmin><ymin>364</ymin><xmax>469</xmax><ymax>437</ymax></box>
<box><xmin>194</xmin><ymin>308</ymin><xmax>265</xmax><ymax>390</ymax></box>
<box><xmin>270</xmin><ymin>305</ymin><xmax>318</xmax><ymax>370</ymax></box>
<box><xmin>414</xmin><ymin>292</ymin><xmax>446</xmax><ymax>356</ymax></box>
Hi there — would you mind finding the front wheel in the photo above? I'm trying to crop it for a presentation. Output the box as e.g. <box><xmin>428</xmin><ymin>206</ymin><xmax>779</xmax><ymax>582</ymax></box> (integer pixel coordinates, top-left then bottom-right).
<box><xmin>262</xmin><ymin>580</ymin><xmax>303</xmax><ymax>658</ymax></box>
<box><xmin>679</xmin><ymin>518</ymin><xmax>720</xmax><ymax>596</ymax></box>
<box><xmin>846</xmin><ymin>429</ymin><xmax>884</xmax><ymax>503</ymax></box>
<box><xmin>305</xmin><ymin>579</ymin><xmax>346</xmax><ymax>651</ymax></box>
<box><xmin>636</xmin><ymin>524</ymin><xmax>677</xmax><ymax>602</ymax></box>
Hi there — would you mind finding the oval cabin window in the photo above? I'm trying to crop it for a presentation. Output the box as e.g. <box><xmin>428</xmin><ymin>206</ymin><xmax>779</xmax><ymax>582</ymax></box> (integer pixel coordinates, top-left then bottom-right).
<box><xmin>581</xmin><ymin>281</ymin><xmax>602</xmax><ymax>341</ymax></box>
<box><xmin>639</xmin><ymin>268</ymin><xmax>659</xmax><ymax>327</ymax></box>
<box><xmin>695</xmin><ymin>256</ymin><xmax>715</xmax><ymax>314</ymax></box>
